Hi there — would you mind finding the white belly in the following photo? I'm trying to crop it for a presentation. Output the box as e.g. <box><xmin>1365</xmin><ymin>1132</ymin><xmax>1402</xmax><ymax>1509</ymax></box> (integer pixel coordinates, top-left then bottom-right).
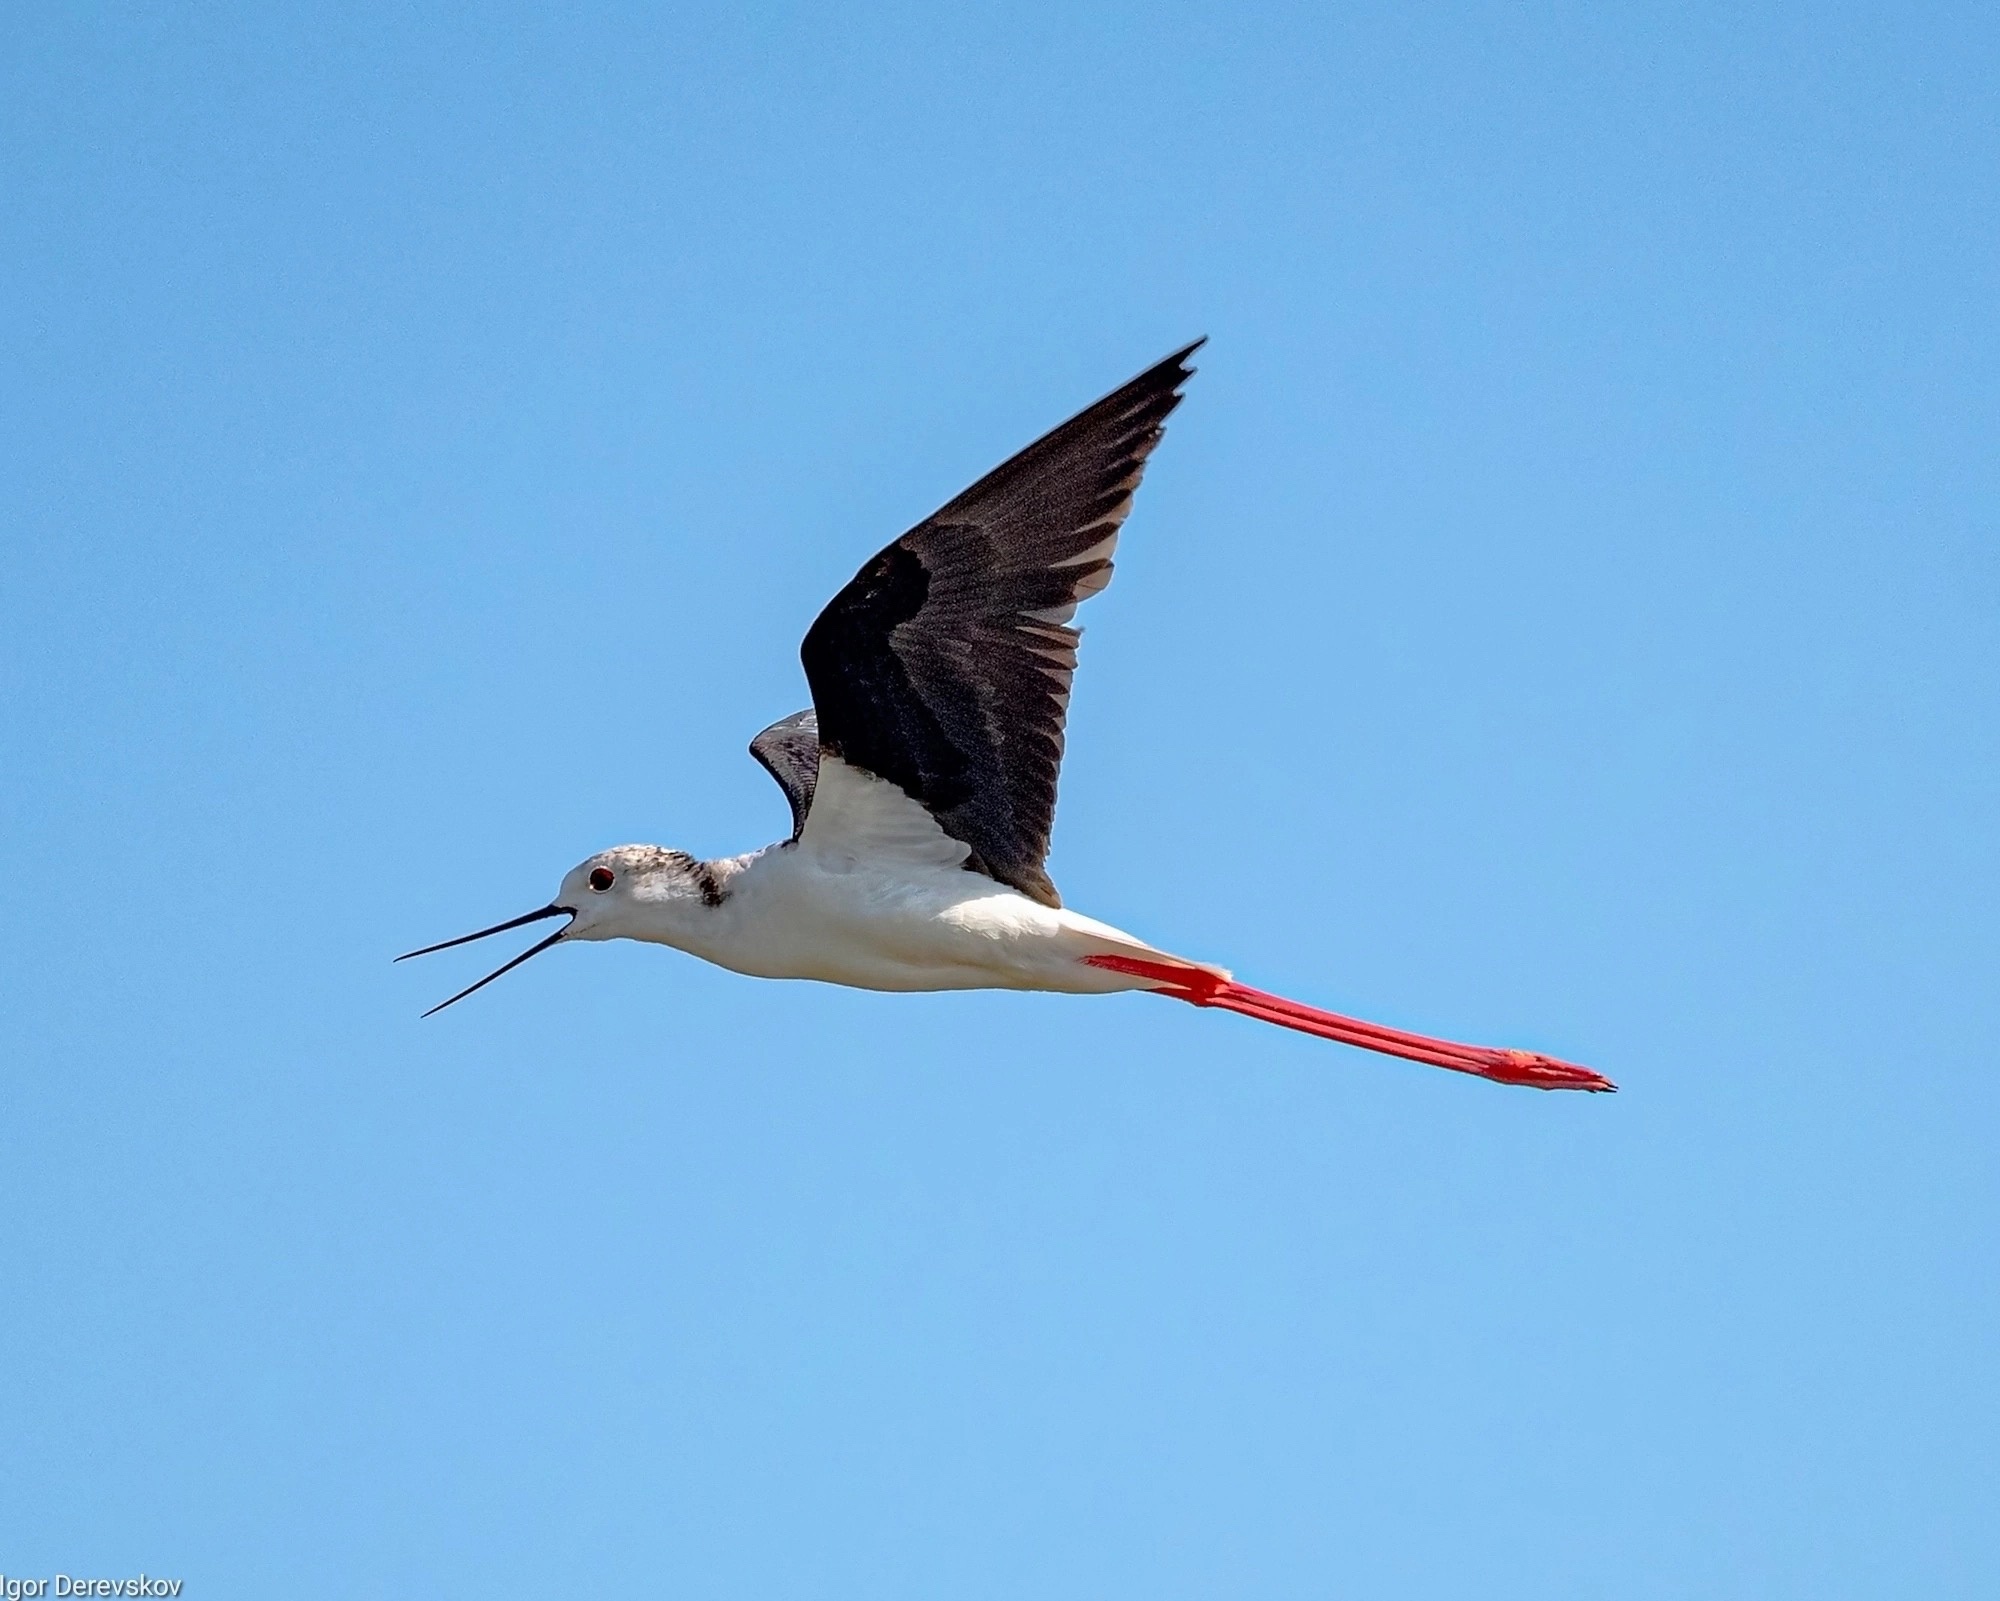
<box><xmin>664</xmin><ymin>844</ymin><xmax>1184</xmax><ymax>995</ymax></box>
<box><xmin>613</xmin><ymin>758</ymin><xmax>1223</xmax><ymax>996</ymax></box>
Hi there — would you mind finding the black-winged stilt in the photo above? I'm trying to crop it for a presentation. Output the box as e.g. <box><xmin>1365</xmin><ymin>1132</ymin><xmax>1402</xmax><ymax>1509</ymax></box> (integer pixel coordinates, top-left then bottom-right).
<box><xmin>400</xmin><ymin>342</ymin><xmax>1612</xmax><ymax>1093</ymax></box>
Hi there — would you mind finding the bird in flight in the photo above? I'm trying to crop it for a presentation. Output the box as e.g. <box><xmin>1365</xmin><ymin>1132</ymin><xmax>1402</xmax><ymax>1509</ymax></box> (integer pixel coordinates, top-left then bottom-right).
<box><xmin>401</xmin><ymin>342</ymin><xmax>1613</xmax><ymax>1093</ymax></box>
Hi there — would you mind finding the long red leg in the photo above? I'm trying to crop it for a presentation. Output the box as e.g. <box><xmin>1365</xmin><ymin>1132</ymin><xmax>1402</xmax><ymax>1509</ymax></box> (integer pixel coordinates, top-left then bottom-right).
<box><xmin>1081</xmin><ymin>954</ymin><xmax>1614</xmax><ymax>1093</ymax></box>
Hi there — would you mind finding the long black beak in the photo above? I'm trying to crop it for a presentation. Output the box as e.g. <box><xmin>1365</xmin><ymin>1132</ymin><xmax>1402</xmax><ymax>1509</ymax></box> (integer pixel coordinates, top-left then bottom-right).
<box><xmin>395</xmin><ymin>903</ymin><xmax>574</xmax><ymax>1017</ymax></box>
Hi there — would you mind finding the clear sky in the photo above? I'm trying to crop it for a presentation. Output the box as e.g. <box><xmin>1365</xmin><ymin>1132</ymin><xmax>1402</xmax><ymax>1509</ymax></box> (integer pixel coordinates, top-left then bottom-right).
<box><xmin>3</xmin><ymin>3</ymin><xmax>1995</xmax><ymax>1596</ymax></box>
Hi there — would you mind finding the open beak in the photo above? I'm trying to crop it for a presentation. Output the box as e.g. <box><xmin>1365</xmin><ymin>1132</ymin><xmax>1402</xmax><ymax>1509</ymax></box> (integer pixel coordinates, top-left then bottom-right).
<box><xmin>395</xmin><ymin>903</ymin><xmax>575</xmax><ymax>1017</ymax></box>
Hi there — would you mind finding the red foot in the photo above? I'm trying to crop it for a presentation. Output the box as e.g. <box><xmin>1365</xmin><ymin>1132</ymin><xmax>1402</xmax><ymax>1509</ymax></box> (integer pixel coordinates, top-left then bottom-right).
<box><xmin>1082</xmin><ymin>954</ymin><xmax>1615</xmax><ymax>1094</ymax></box>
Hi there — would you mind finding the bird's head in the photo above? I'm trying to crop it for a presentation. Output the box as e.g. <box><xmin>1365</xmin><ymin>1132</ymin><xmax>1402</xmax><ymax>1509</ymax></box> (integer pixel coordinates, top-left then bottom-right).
<box><xmin>557</xmin><ymin>844</ymin><xmax>722</xmax><ymax>941</ymax></box>
<box><xmin>397</xmin><ymin>843</ymin><xmax>722</xmax><ymax>1015</ymax></box>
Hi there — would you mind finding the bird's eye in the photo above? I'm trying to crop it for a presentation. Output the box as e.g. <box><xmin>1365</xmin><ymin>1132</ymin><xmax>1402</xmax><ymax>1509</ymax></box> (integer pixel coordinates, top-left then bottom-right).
<box><xmin>588</xmin><ymin>867</ymin><xmax>616</xmax><ymax>893</ymax></box>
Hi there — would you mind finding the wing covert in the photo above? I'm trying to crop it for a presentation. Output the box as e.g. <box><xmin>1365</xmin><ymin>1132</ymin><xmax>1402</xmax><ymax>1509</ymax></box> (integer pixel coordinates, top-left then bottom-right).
<box><xmin>748</xmin><ymin>709</ymin><xmax>821</xmax><ymax>840</ymax></box>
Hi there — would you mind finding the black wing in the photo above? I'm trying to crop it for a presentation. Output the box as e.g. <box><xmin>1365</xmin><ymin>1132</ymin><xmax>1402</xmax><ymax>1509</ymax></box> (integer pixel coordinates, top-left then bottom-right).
<box><xmin>799</xmin><ymin>340</ymin><xmax>1201</xmax><ymax>907</ymax></box>
<box><xmin>748</xmin><ymin>708</ymin><xmax>821</xmax><ymax>840</ymax></box>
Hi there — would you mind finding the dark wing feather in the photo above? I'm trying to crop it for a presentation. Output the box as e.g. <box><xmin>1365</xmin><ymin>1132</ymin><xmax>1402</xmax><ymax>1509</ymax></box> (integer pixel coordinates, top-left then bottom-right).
<box><xmin>799</xmin><ymin>340</ymin><xmax>1201</xmax><ymax>906</ymax></box>
<box><xmin>748</xmin><ymin>709</ymin><xmax>821</xmax><ymax>840</ymax></box>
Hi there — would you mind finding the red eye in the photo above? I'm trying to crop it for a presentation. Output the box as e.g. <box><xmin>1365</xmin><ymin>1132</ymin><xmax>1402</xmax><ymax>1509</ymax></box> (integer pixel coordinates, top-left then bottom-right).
<box><xmin>588</xmin><ymin>867</ymin><xmax>615</xmax><ymax>893</ymax></box>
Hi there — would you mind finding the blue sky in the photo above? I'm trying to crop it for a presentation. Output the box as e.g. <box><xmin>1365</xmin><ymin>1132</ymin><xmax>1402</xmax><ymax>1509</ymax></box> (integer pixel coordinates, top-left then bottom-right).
<box><xmin>2</xmin><ymin>3</ymin><xmax>1995</xmax><ymax>1595</ymax></box>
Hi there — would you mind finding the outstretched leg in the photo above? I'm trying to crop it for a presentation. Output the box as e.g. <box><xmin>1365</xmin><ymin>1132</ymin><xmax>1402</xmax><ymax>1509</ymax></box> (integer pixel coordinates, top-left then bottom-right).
<box><xmin>1081</xmin><ymin>954</ymin><xmax>1614</xmax><ymax>1093</ymax></box>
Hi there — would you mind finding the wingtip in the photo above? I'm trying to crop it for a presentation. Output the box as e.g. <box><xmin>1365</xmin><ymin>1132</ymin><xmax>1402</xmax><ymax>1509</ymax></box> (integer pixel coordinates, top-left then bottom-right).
<box><xmin>1140</xmin><ymin>338</ymin><xmax>1206</xmax><ymax>385</ymax></box>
